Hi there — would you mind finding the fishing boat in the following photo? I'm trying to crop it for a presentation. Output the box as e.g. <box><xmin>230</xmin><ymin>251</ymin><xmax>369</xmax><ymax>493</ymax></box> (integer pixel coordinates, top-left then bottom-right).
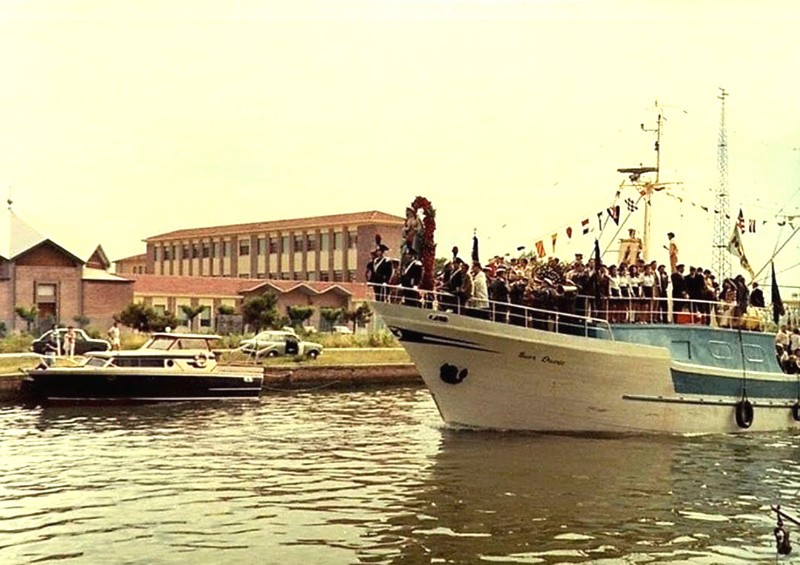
<box><xmin>21</xmin><ymin>332</ymin><xmax>263</xmax><ymax>403</ymax></box>
<box><xmin>369</xmin><ymin>116</ymin><xmax>795</xmax><ymax>435</ymax></box>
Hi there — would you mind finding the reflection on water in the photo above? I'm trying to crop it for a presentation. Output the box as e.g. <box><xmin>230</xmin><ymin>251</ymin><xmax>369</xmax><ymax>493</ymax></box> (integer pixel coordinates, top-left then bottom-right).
<box><xmin>2</xmin><ymin>387</ymin><xmax>800</xmax><ymax>564</ymax></box>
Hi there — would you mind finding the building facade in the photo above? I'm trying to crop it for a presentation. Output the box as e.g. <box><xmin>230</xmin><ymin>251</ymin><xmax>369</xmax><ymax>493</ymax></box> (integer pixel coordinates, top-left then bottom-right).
<box><xmin>130</xmin><ymin>210</ymin><xmax>404</xmax><ymax>283</ymax></box>
<box><xmin>128</xmin><ymin>274</ymin><xmax>368</xmax><ymax>332</ymax></box>
<box><xmin>1</xmin><ymin>208</ymin><xmax>133</xmax><ymax>333</ymax></box>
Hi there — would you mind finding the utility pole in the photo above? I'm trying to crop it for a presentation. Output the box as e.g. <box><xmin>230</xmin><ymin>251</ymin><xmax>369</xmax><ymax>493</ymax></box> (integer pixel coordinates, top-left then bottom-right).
<box><xmin>712</xmin><ymin>88</ymin><xmax>732</xmax><ymax>280</ymax></box>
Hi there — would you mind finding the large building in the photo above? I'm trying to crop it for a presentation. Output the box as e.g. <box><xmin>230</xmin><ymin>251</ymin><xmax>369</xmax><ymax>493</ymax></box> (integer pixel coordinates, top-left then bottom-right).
<box><xmin>116</xmin><ymin>210</ymin><xmax>405</xmax><ymax>284</ymax></box>
<box><xmin>0</xmin><ymin>207</ymin><xmax>133</xmax><ymax>333</ymax></box>
<box><xmin>127</xmin><ymin>274</ymin><xmax>368</xmax><ymax>331</ymax></box>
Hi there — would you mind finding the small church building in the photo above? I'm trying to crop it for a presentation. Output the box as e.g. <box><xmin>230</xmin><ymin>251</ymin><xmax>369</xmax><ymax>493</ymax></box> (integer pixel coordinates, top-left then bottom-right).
<box><xmin>0</xmin><ymin>206</ymin><xmax>133</xmax><ymax>334</ymax></box>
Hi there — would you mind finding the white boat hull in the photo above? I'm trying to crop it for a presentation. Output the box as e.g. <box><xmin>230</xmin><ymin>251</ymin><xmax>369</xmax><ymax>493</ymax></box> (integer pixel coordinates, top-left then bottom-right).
<box><xmin>372</xmin><ymin>301</ymin><xmax>798</xmax><ymax>434</ymax></box>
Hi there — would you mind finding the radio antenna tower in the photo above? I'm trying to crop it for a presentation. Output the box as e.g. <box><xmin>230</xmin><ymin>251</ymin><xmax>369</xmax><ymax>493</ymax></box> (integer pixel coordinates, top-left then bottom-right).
<box><xmin>712</xmin><ymin>88</ymin><xmax>731</xmax><ymax>279</ymax></box>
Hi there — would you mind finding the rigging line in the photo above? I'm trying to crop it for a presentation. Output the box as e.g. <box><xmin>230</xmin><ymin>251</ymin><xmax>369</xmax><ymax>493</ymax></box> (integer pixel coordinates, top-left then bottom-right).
<box><xmin>602</xmin><ymin>191</ymin><xmax>645</xmax><ymax>258</ymax></box>
<box><xmin>753</xmin><ymin>223</ymin><xmax>800</xmax><ymax>281</ymax></box>
<box><xmin>777</xmin><ymin>260</ymin><xmax>800</xmax><ymax>276</ymax></box>
<box><xmin>772</xmin><ymin>185</ymin><xmax>800</xmax><ymax>256</ymax></box>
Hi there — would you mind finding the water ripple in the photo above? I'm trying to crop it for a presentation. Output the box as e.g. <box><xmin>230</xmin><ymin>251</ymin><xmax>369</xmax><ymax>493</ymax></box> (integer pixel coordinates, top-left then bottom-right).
<box><xmin>2</xmin><ymin>389</ymin><xmax>800</xmax><ymax>563</ymax></box>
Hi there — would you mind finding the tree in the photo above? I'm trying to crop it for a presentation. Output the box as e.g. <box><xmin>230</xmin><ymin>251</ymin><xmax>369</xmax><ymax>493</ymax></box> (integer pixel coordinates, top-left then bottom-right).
<box><xmin>180</xmin><ymin>304</ymin><xmax>207</xmax><ymax>332</ymax></box>
<box><xmin>117</xmin><ymin>303</ymin><xmax>177</xmax><ymax>333</ymax></box>
<box><xmin>118</xmin><ymin>303</ymin><xmax>151</xmax><ymax>332</ymax></box>
<box><xmin>349</xmin><ymin>303</ymin><xmax>373</xmax><ymax>329</ymax></box>
<box><xmin>320</xmin><ymin>307</ymin><xmax>344</xmax><ymax>331</ymax></box>
<box><xmin>14</xmin><ymin>305</ymin><xmax>38</xmax><ymax>334</ymax></box>
<box><xmin>72</xmin><ymin>314</ymin><xmax>90</xmax><ymax>329</ymax></box>
<box><xmin>286</xmin><ymin>305</ymin><xmax>314</xmax><ymax>330</ymax></box>
<box><xmin>241</xmin><ymin>292</ymin><xmax>280</xmax><ymax>331</ymax></box>
<box><xmin>217</xmin><ymin>304</ymin><xmax>236</xmax><ymax>316</ymax></box>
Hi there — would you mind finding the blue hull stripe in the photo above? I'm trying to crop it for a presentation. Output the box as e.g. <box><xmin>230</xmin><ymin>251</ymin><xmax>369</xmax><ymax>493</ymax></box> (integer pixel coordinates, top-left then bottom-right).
<box><xmin>671</xmin><ymin>369</ymin><xmax>799</xmax><ymax>400</ymax></box>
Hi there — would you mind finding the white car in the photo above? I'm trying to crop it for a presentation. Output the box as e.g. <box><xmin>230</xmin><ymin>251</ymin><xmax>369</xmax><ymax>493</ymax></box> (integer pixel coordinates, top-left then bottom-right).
<box><xmin>239</xmin><ymin>330</ymin><xmax>323</xmax><ymax>359</ymax></box>
<box><xmin>332</xmin><ymin>325</ymin><xmax>353</xmax><ymax>334</ymax></box>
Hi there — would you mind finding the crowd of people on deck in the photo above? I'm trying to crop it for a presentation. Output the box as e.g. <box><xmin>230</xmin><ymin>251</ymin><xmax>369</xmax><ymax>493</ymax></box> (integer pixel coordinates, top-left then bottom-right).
<box><xmin>366</xmin><ymin>220</ymin><xmax>769</xmax><ymax>333</ymax></box>
<box><xmin>774</xmin><ymin>326</ymin><xmax>800</xmax><ymax>374</ymax></box>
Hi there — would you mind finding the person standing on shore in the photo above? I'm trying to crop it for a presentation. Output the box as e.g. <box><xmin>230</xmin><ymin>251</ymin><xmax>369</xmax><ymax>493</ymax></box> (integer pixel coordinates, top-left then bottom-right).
<box><xmin>107</xmin><ymin>321</ymin><xmax>121</xmax><ymax>351</ymax></box>
<box><xmin>63</xmin><ymin>326</ymin><xmax>76</xmax><ymax>359</ymax></box>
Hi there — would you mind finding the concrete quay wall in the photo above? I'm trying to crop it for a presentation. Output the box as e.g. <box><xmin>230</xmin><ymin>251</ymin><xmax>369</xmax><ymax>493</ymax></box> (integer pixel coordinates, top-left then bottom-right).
<box><xmin>0</xmin><ymin>363</ymin><xmax>423</xmax><ymax>401</ymax></box>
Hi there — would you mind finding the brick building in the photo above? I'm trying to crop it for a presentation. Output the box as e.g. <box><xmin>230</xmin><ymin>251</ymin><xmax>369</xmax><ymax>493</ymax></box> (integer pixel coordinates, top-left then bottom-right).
<box><xmin>0</xmin><ymin>207</ymin><xmax>133</xmax><ymax>333</ymax></box>
<box><xmin>127</xmin><ymin>274</ymin><xmax>368</xmax><ymax>331</ymax></box>
<box><xmin>115</xmin><ymin>210</ymin><xmax>405</xmax><ymax>283</ymax></box>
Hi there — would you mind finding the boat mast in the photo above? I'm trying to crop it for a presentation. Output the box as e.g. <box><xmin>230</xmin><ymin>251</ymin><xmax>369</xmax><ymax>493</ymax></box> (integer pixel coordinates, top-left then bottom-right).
<box><xmin>617</xmin><ymin>110</ymin><xmax>661</xmax><ymax>262</ymax></box>
<box><xmin>640</xmin><ymin>112</ymin><xmax>663</xmax><ymax>261</ymax></box>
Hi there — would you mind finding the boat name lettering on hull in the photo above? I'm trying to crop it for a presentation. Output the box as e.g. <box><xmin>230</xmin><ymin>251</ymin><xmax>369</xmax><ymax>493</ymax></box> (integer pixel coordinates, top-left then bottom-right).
<box><xmin>518</xmin><ymin>352</ymin><xmax>566</xmax><ymax>366</ymax></box>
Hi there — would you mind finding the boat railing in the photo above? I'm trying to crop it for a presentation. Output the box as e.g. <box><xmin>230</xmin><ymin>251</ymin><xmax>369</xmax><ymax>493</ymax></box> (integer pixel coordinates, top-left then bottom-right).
<box><xmin>583</xmin><ymin>293</ymin><xmax>771</xmax><ymax>331</ymax></box>
<box><xmin>368</xmin><ymin>283</ymin><xmax>615</xmax><ymax>340</ymax></box>
<box><xmin>368</xmin><ymin>283</ymin><xmax>774</xmax><ymax>339</ymax></box>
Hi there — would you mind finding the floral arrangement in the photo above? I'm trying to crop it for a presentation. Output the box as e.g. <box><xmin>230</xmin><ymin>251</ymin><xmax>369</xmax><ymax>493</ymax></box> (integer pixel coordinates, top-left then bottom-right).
<box><xmin>410</xmin><ymin>196</ymin><xmax>436</xmax><ymax>290</ymax></box>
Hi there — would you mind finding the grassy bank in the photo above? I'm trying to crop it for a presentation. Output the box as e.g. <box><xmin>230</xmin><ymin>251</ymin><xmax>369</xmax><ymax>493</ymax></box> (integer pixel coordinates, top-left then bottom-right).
<box><xmin>1</xmin><ymin>346</ymin><xmax>411</xmax><ymax>375</ymax></box>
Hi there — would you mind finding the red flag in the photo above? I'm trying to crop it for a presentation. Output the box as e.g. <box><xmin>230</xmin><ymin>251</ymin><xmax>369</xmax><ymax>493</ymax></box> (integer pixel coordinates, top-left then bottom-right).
<box><xmin>566</xmin><ymin>226</ymin><xmax>573</xmax><ymax>239</ymax></box>
<box><xmin>535</xmin><ymin>240</ymin><xmax>545</xmax><ymax>258</ymax></box>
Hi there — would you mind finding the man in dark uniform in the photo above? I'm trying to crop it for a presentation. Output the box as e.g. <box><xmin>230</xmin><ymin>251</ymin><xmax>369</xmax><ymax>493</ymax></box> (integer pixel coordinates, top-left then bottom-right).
<box><xmin>365</xmin><ymin>249</ymin><xmax>378</xmax><ymax>283</ymax></box>
<box><xmin>441</xmin><ymin>257</ymin><xmax>464</xmax><ymax>312</ymax></box>
<box><xmin>442</xmin><ymin>246</ymin><xmax>459</xmax><ymax>286</ymax></box>
<box><xmin>671</xmin><ymin>264</ymin><xmax>688</xmax><ymax>321</ymax></box>
<box><xmin>489</xmin><ymin>266</ymin><xmax>510</xmax><ymax>322</ymax></box>
<box><xmin>656</xmin><ymin>264</ymin><xmax>670</xmax><ymax>323</ymax></box>
<box><xmin>400</xmin><ymin>247</ymin><xmax>424</xmax><ymax>307</ymax></box>
<box><xmin>372</xmin><ymin>244</ymin><xmax>393</xmax><ymax>301</ymax></box>
<box><xmin>749</xmin><ymin>282</ymin><xmax>765</xmax><ymax>308</ymax></box>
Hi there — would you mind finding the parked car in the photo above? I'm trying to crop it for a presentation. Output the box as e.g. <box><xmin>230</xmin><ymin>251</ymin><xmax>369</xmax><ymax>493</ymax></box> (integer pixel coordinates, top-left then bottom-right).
<box><xmin>332</xmin><ymin>325</ymin><xmax>353</xmax><ymax>334</ymax></box>
<box><xmin>239</xmin><ymin>330</ymin><xmax>323</xmax><ymax>360</ymax></box>
<box><xmin>30</xmin><ymin>328</ymin><xmax>111</xmax><ymax>355</ymax></box>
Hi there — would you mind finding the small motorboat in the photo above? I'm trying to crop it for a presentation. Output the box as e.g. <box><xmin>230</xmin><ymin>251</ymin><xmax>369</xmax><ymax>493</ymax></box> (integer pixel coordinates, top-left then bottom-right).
<box><xmin>21</xmin><ymin>332</ymin><xmax>263</xmax><ymax>403</ymax></box>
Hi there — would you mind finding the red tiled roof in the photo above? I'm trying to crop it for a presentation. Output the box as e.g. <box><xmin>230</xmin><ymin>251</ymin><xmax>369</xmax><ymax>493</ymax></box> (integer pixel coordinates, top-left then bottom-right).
<box><xmin>128</xmin><ymin>274</ymin><xmax>369</xmax><ymax>300</ymax></box>
<box><xmin>145</xmin><ymin>211</ymin><xmax>405</xmax><ymax>242</ymax></box>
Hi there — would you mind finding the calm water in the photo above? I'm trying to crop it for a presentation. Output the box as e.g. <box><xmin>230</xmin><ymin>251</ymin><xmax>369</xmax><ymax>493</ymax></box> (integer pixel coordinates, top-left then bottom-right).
<box><xmin>1</xmin><ymin>386</ymin><xmax>800</xmax><ymax>564</ymax></box>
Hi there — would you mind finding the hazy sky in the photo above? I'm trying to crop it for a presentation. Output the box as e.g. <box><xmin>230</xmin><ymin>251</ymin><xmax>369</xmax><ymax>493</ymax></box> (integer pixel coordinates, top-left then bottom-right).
<box><xmin>2</xmin><ymin>1</ymin><xmax>799</xmax><ymax>284</ymax></box>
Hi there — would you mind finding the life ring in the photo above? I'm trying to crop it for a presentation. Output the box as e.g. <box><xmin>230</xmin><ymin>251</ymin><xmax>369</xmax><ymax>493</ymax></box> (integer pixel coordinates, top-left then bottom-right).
<box><xmin>792</xmin><ymin>402</ymin><xmax>800</xmax><ymax>422</ymax></box>
<box><xmin>194</xmin><ymin>355</ymin><xmax>207</xmax><ymax>368</ymax></box>
<box><xmin>735</xmin><ymin>399</ymin><xmax>754</xmax><ymax>429</ymax></box>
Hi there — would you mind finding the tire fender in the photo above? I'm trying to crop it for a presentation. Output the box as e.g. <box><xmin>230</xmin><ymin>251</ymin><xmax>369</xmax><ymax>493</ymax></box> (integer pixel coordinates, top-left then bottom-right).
<box><xmin>735</xmin><ymin>399</ymin><xmax>754</xmax><ymax>429</ymax></box>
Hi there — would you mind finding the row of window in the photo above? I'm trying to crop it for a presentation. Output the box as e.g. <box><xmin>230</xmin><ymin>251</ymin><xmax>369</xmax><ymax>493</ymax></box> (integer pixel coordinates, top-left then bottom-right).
<box><xmin>155</xmin><ymin>231</ymin><xmax>358</xmax><ymax>261</ymax></box>
<box><xmin>234</xmin><ymin>270</ymin><xmax>357</xmax><ymax>282</ymax></box>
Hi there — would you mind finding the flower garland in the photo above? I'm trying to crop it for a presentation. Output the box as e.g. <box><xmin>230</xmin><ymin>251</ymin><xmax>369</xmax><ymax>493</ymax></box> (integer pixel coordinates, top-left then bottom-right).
<box><xmin>410</xmin><ymin>196</ymin><xmax>436</xmax><ymax>290</ymax></box>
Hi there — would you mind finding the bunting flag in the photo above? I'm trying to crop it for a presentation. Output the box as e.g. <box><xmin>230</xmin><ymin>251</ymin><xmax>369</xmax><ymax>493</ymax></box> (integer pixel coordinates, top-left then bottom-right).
<box><xmin>566</xmin><ymin>226</ymin><xmax>573</xmax><ymax>239</ymax></box>
<box><xmin>551</xmin><ymin>233</ymin><xmax>557</xmax><ymax>253</ymax></box>
<box><xmin>748</xmin><ymin>219</ymin><xmax>756</xmax><ymax>233</ymax></box>
<box><xmin>737</xmin><ymin>208</ymin><xmax>745</xmax><ymax>233</ymax></box>
<box><xmin>625</xmin><ymin>198</ymin><xmax>638</xmax><ymax>212</ymax></box>
<box><xmin>607</xmin><ymin>205</ymin><xmax>620</xmax><ymax>225</ymax></box>
<box><xmin>727</xmin><ymin>224</ymin><xmax>755</xmax><ymax>279</ymax></box>
<box><xmin>535</xmin><ymin>240</ymin><xmax>545</xmax><ymax>258</ymax></box>
<box><xmin>772</xmin><ymin>262</ymin><xmax>785</xmax><ymax>324</ymax></box>
<box><xmin>581</xmin><ymin>219</ymin><xmax>589</xmax><ymax>234</ymax></box>
<box><xmin>597</xmin><ymin>211</ymin><xmax>604</xmax><ymax>230</ymax></box>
